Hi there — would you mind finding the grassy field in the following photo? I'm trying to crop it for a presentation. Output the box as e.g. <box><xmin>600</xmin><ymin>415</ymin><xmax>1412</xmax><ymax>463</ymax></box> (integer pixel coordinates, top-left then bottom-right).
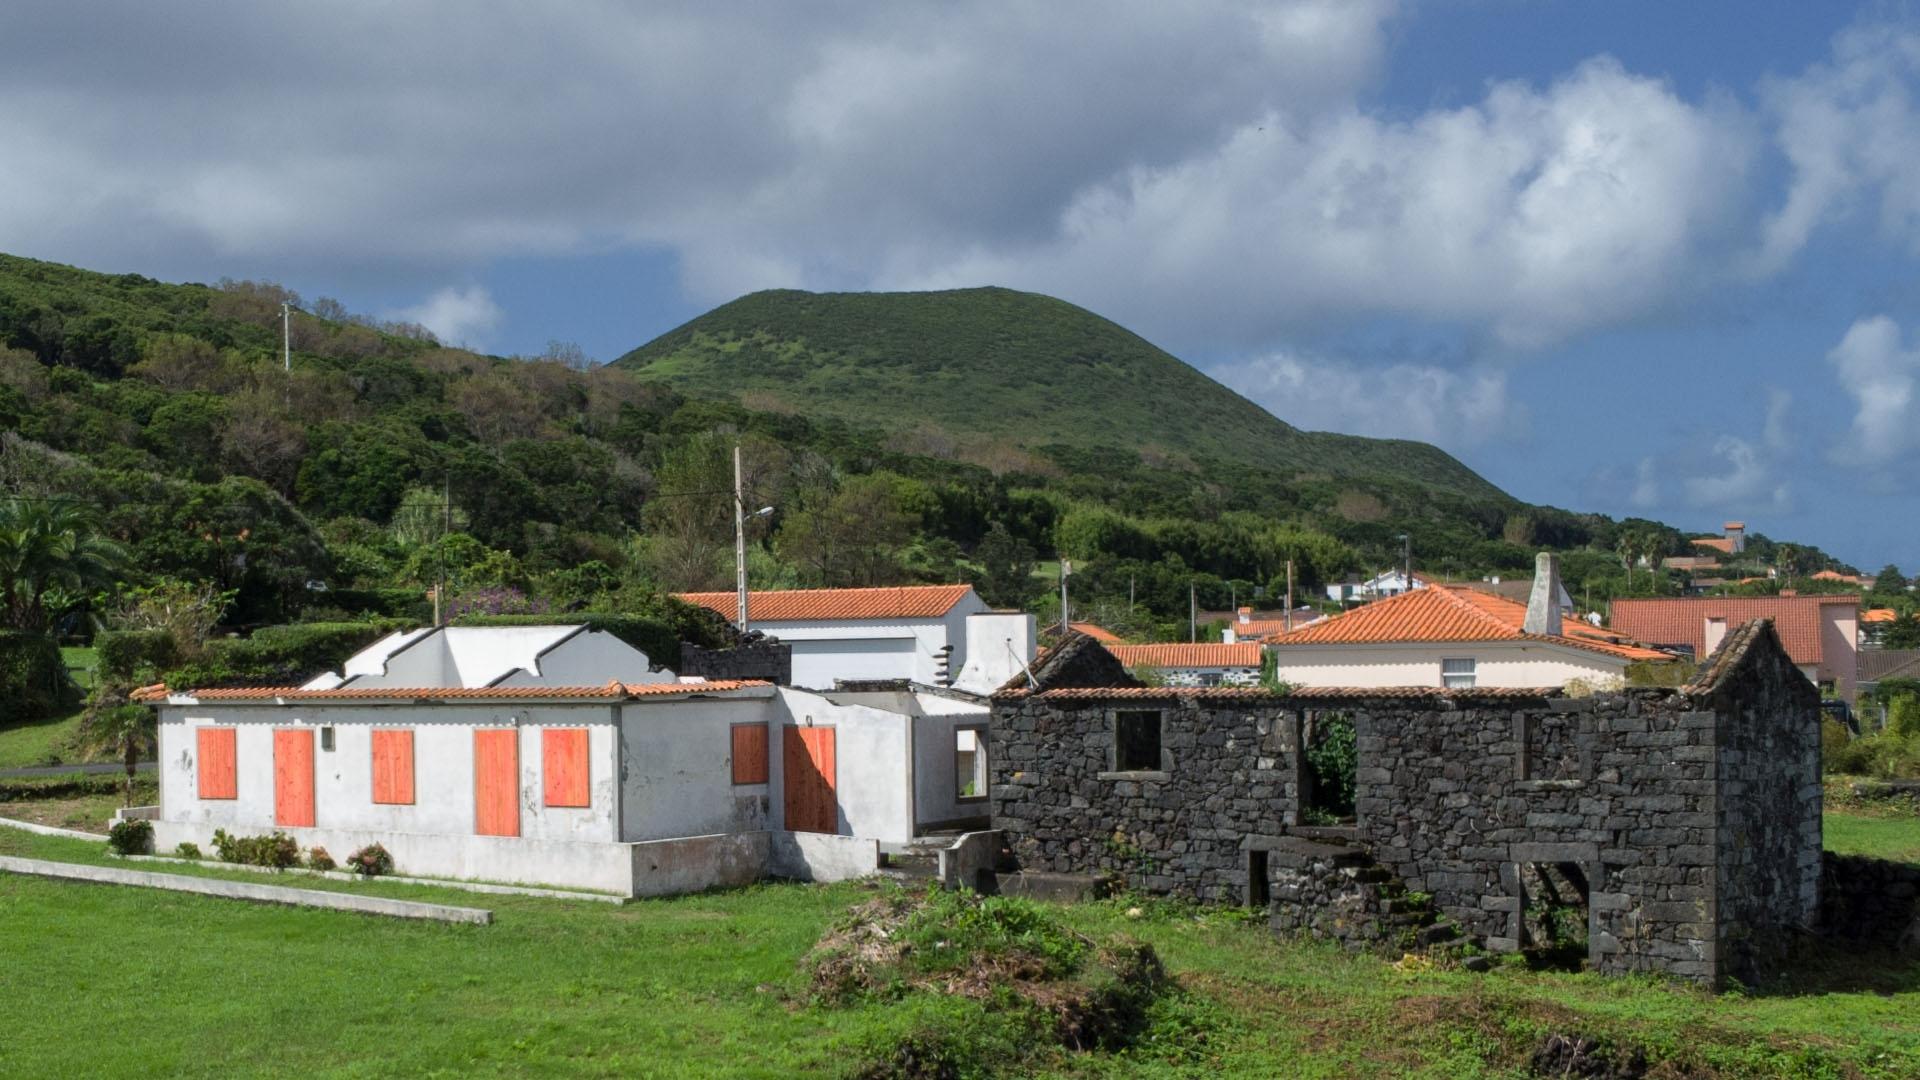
<box><xmin>2</xmin><ymin>823</ymin><xmax>1919</xmax><ymax>1078</ymax></box>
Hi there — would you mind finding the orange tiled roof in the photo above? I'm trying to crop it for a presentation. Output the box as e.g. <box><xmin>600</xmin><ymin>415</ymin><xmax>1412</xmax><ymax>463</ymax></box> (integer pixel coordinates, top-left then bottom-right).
<box><xmin>1691</xmin><ymin>537</ymin><xmax>1736</xmax><ymax>554</ymax></box>
<box><xmin>133</xmin><ymin>680</ymin><xmax>770</xmax><ymax>704</ymax></box>
<box><xmin>1609</xmin><ymin>595</ymin><xmax>1859</xmax><ymax>666</ymax></box>
<box><xmin>1864</xmin><ymin>608</ymin><xmax>1900</xmax><ymax>624</ymax></box>
<box><xmin>1069</xmin><ymin>622</ymin><xmax>1125</xmax><ymax>643</ymax></box>
<box><xmin>1268</xmin><ymin>585</ymin><xmax>1671</xmax><ymax>662</ymax></box>
<box><xmin>1107</xmin><ymin>643</ymin><xmax>1263</xmax><ymax>669</ymax></box>
<box><xmin>675</xmin><ymin>584</ymin><xmax>974</xmax><ymax>622</ymax></box>
<box><xmin>1232</xmin><ymin>619</ymin><xmax>1295</xmax><ymax>638</ymax></box>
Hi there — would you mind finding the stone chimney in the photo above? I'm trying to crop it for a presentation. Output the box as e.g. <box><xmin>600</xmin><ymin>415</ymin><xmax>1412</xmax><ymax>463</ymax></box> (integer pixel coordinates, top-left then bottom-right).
<box><xmin>1524</xmin><ymin>552</ymin><xmax>1562</xmax><ymax>636</ymax></box>
<box><xmin>1724</xmin><ymin>521</ymin><xmax>1746</xmax><ymax>554</ymax></box>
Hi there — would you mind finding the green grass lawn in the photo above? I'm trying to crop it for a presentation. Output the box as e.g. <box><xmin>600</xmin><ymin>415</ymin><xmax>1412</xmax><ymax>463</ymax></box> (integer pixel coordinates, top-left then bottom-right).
<box><xmin>0</xmin><ymin>648</ymin><xmax>105</xmax><ymax>771</ymax></box>
<box><xmin>2</xmin><ymin>826</ymin><xmax>1918</xmax><ymax>1078</ymax></box>
<box><xmin>1825</xmin><ymin>807</ymin><xmax>1920</xmax><ymax>864</ymax></box>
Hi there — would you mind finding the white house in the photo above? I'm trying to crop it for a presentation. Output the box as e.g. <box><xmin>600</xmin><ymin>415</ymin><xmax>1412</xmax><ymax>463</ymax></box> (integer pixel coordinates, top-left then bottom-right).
<box><xmin>1275</xmin><ymin>556</ymin><xmax>1672</xmax><ymax>690</ymax></box>
<box><xmin>675</xmin><ymin>584</ymin><xmax>1031</xmax><ymax>694</ymax></box>
<box><xmin>135</xmin><ymin>623</ymin><xmax>1021</xmax><ymax>897</ymax></box>
<box><xmin>1106</xmin><ymin>643</ymin><xmax>1263</xmax><ymax>687</ymax></box>
<box><xmin>1325</xmin><ymin>570</ymin><xmax>1429</xmax><ymax>604</ymax></box>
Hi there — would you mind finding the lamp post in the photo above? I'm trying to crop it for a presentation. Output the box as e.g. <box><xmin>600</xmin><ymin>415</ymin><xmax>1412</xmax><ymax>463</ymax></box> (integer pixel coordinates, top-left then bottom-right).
<box><xmin>1396</xmin><ymin>533</ymin><xmax>1411</xmax><ymax>595</ymax></box>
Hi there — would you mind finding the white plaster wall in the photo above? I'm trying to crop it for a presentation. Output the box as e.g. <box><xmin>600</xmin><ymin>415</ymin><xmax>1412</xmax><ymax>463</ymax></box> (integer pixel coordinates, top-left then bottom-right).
<box><xmin>496</xmin><ymin>631</ymin><xmax>672</xmax><ymax>687</ymax></box>
<box><xmin>776</xmin><ymin>688</ymin><xmax>913</xmax><ymax>843</ymax></box>
<box><xmin>617</xmin><ymin>697</ymin><xmax>772</xmax><ymax>841</ymax></box>
<box><xmin>155</xmin><ymin>702</ymin><xmax>621</xmax><ymax>844</ymax></box>
<box><xmin>1824</xmin><ymin>608</ymin><xmax>1859</xmax><ymax>701</ymax></box>
<box><xmin>1272</xmin><ymin>643</ymin><xmax>1626</xmax><ymax>689</ymax></box>
<box><xmin>913</xmin><ymin>712</ymin><xmax>991</xmax><ymax>829</ymax></box>
<box><xmin>750</xmin><ymin>594</ymin><xmax>990</xmax><ymax>688</ymax></box>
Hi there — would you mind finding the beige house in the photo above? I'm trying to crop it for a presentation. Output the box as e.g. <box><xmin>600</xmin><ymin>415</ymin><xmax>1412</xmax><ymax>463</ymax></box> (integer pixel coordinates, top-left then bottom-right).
<box><xmin>1269</xmin><ymin>556</ymin><xmax>1672</xmax><ymax>690</ymax></box>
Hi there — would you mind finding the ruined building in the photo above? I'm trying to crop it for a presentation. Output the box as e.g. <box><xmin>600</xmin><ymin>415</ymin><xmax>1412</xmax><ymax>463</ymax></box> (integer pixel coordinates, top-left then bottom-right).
<box><xmin>988</xmin><ymin>621</ymin><xmax>1822</xmax><ymax>986</ymax></box>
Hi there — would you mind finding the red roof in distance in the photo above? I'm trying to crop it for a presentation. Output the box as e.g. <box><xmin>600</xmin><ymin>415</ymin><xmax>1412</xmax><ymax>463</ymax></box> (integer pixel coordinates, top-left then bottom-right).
<box><xmin>675</xmin><ymin>584</ymin><xmax>975</xmax><ymax>622</ymax></box>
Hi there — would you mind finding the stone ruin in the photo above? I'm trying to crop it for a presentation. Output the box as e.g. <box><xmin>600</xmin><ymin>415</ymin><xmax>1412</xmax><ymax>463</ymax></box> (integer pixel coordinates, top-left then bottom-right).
<box><xmin>987</xmin><ymin>621</ymin><xmax>1823</xmax><ymax>986</ymax></box>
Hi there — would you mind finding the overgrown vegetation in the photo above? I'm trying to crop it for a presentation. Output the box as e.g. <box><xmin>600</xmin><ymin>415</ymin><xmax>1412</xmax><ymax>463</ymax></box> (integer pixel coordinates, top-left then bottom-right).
<box><xmin>105</xmin><ymin>818</ymin><xmax>151</xmax><ymax>855</ymax></box>
<box><xmin>210</xmin><ymin>828</ymin><xmax>300</xmax><ymax>869</ymax></box>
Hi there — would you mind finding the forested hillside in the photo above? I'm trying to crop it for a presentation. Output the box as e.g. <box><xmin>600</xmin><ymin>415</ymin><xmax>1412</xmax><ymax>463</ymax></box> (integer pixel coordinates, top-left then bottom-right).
<box><xmin>0</xmin><ymin>252</ymin><xmax>1849</xmax><ymax>650</ymax></box>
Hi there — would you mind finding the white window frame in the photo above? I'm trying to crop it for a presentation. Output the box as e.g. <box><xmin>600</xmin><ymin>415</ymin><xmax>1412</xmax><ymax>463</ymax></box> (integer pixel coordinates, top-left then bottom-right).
<box><xmin>1441</xmin><ymin>657</ymin><xmax>1476</xmax><ymax>689</ymax></box>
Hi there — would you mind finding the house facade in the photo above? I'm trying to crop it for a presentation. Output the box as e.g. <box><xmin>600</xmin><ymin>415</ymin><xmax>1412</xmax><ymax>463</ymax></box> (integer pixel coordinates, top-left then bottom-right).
<box><xmin>1272</xmin><ymin>557</ymin><xmax>1671</xmax><ymax>690</ymax></box>
<box><xmin>1609</xmin><ymin>594</ymin><xmax>1860</xmax><ymax>701</ymax></box>
<box><xmin>137</xmin><ymin>622</ymin><xmax>1022</xmax><ymax>896</ymax></box>
<box><xmin>1324</xmin><ymin>570</ymin><xmax>1428</xmax><ymax>604</ymax></box>
<box><xmin>674</xmin><ymin>584</ymin><xmax>1028</xmax><ymax>693</ymax></box>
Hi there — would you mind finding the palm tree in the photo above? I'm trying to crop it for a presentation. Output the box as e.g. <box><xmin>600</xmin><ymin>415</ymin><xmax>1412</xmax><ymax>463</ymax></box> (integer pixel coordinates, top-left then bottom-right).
<box><xmin>78</xmin><ymin>698</ymin><xmax>155</xmax><ymax>807</ymax></box>
<box><xmin>0</xmin><ymin>498</ymin><xmax>130</xmax><ymax>634</ymax></box>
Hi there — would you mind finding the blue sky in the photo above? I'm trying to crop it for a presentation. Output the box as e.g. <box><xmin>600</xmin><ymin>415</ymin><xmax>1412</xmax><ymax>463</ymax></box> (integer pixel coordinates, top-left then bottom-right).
<box><xmin>2</xmin><ymin>2</ymin><xmax>1917</xmax><ymax>570</ymax></box>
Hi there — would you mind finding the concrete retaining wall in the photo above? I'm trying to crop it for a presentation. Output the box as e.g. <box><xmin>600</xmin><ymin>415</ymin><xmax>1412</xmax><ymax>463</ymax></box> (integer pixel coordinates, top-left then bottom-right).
<box><xmin>0</xmin><ymin>855</ymin><xmax>492</xmax><ymax>923</ymax></box>
<box><xmin>630</xmin><ymin>831</ymin><xmax>769</xmax><ymax>897</ymax></box>
<box><xmin>769</xmin><ymin>830</ymin><xmax>880</xmax><ymax>882</ymax></box>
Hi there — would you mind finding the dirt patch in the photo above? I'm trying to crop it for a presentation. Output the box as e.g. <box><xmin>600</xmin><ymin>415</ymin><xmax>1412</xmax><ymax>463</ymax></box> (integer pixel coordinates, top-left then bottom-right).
<box><xmin>0</xmin><ymin>794</ymin><xmax>118</xmax><ymax>834</ymax></box>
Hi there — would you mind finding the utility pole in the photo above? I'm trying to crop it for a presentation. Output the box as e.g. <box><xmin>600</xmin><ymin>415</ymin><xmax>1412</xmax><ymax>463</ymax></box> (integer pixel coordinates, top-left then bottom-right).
<box><xmin>281</xmin><ymin>302</ymin><xmax>291</xmax><ymax>371</ymax></box>
<box><xmin>1398</xmin><ymin>533</ymin><xmax>1412</xmax><ymax>594</ymax></box>
<box><xmin>1285</xmin><ymin>559</ymin><xmax>1294</xmax><ymax>632</ymax></box>
<box><xmin>1189</xmin><ymin>582</ymin><xmax>1197</xmax><ymax>643</ymax></box>
<box><xmin>1058</xmin><ymin>558</ymin><xmax>1071</xmax><ymax>633</ymax></box>
<box><xmin>436</xmin><ymin>475</ymin><xmax>450</xmax><ymax>626</ymax></box>
<box><xmin>734</xmin><ymin>444</ymin><xmax>749</xmax><ymax>633</ymax></box>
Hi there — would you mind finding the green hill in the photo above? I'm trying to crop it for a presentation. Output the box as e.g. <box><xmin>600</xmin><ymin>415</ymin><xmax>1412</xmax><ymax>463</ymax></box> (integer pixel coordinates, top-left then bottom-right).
<box><xmin>613</xmin><ymin>287</ymin><xmax>1506</xmax><ymax>502</ymax></box>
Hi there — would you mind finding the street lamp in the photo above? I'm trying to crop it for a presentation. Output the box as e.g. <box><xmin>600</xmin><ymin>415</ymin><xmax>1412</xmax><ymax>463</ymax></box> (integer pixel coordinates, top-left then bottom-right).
<box><xmin>1396</xmin><ymin>533</ymin><xmax>1411</xmax><ymax>595</ymax></box>
<box><xmin>734</xmin><ymin>443</ymin><xmax>776</xmax><ymax>633</ymax></box>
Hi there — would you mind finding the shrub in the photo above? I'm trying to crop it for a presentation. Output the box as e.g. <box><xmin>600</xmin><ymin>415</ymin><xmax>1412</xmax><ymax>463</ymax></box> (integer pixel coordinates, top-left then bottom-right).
<box><xmin>93</xmin><ymin>628</ymin><xmax>181</xmax><ymax>687</ymax></box>
<box><xmin>1892</xmin><ymin>694</ymin><xmax>1920</xmax><ymax>740</ymax></box>
<box><xmin>0</xmin><ymin>630</ymin><xmax>78</xmax><ymax>724</ymax></box>
<box><xmin>163</xmin><ymin>619</ymin><xmax>413</xmax><ymax>690</ymax></box>
<box><xmin>174</xmin><ymin>842</ymin><xmax>202</xmax><ymax>860</ymax></box>
<box><xmin>1303</xmin><ymin>713</ymin><xmax>1357</xmax><ymax>820</ymax></box>
<box><xmin>345</xmin><ymin>843</ymin><xmax>394</xmax><ymax>877</ymax></box>
<box><xmin>307</xmin><ymin>847</ymin><xmax>336</xmax><ymax>872</ymax></box>
<box><xmin>107</xmin><ymin>818</ymin><xmax>152</xmax><ymax>855</ymax></box>
<box><xmin>211</xmin><ymin>828</ymin><xmax>300</xmax><ymax>869</ymax></box>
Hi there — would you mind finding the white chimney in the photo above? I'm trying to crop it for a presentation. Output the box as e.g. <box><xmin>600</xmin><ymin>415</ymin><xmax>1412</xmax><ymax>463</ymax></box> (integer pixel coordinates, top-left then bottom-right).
<box><xmin>1524</xmin><ymin>552</ymin><xmax>1562</xmax><ymax>636</ymax></box>
<box><xmin>950</xmin><ymin>611</ymin><xmax>1037</xmax><ymax>696</ymax></box>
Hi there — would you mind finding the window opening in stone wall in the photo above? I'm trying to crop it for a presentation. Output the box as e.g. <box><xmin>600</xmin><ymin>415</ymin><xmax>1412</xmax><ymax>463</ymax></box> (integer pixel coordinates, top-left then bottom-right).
<box><xmin>1520</xmin><ymin>862</ymin><xmax>1590</xmax><ymax>969</ymax></box>
<box><xmin>1246</xmin><ymin>848</ymin><xmax>1270</xmax><ymax>908</ymax></box>
<box><xmin>954</xmin><ymin>726</ymin><xmax>987</xmax><ymax>800</ymax></box>
<box><xmin>1302</xmin><ymin>712</ymin><xmax>1357</xmax><ymax>824</ymax></box>
<box><xmin>1441</xmin><ymin>657</ymin><xmax>1476</xmax><ymax>689</ymax></box>
<box><xmin>1115</xmin><ymin>711</ymin><xmax>1163</xmax><ymax>772</ymax></box>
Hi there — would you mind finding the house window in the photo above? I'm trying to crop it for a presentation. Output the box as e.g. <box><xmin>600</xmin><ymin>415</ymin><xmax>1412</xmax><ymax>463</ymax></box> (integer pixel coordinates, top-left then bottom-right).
<box><xmin>196</xmin><ymin>727</ymin><xmax>237</xmax><ymax>800</ymax></box>
<box><xmin>320</xmin><ymin>726</ymin><xmax>335</xmax><ymax>752</ymax></box>
<box><xmin>1198</xmin><ymin>671</ymin><xmax>1223</xmax><ymax>687</ymax></box>
<box><xmin>542</xmin><ymin>728</ymin><xmax>591</xmax><ymax>808</ymax></box>
<box><xmin>1442</xmin><ymin>657</ymin><xmax>1476</xmax><ymax>689</ymax></box>
<box><xmin>371</xmin><ymin>729</ymin><xmax>415</xmax><ymax>805</ymax></box>
<box><xmin>731</xmin><ymin>723</ymin><xmax>769</xmax><ymax>785</ymax></box>
<box><xmin>954</xmin><ymin>725</ymin><xmax>987</xmax><ymax>801</ymax></box>
<box><xmin>1114</xmin><ymin>710</ymin><xmax>1163</xmax><ymax>773</ymax></box>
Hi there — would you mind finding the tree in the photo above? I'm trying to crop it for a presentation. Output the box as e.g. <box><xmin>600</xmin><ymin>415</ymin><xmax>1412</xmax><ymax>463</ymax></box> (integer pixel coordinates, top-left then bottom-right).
<box><xmin>1885</xmin><ymin>613</ymin><xmax>1920</xmax><ymax>651</ymax></box>
<box><xmin>1873</xmin><ymin>564</ymin><xmax>1909</xmax><ymax>597</ymax></box>
<box><xmin>78</xmin><ymin>699</ymin><xmax>154</xmax><ymax>806</ymax></box>
<box><xmin>0</xmin><ymin>498</ymin><xmax>129</xmax><ymax>634</ymax></box>
<box><xmin>775</xmin><ymin>475</ymin><xmax>916</xmax><ymax>587</ymax></box>
<box><xmin>973</xmin><ymin>523</ymin><xmax>1039</xmax><ymax>608</ymax></box>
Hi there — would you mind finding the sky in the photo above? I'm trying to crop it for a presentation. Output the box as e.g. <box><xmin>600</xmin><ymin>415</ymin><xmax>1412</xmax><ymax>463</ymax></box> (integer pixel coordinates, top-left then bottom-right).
<box><xmin>2</xmin><ymin>1</ymin><xmax>1918</xmax><ymax>570</ymax></box>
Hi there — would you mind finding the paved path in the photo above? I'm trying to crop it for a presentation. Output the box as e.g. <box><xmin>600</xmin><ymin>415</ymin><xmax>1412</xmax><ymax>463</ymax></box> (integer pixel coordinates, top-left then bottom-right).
<box><xmin>0</xmin><ymin>761</ymin><xmax>154</xmax><ymax>779</ymax></box>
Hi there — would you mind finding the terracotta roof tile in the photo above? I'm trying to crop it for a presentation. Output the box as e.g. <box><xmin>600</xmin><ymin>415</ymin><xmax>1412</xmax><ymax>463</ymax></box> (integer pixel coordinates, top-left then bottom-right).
<box><xmin>1068</xmin><ymin>622</ymin><xmax>1125</xmax><ymax>643</ymax></box>
<box><xmin>137</xmin><ymin>680</ymin><xmax>770</xmax><ymax>704</ymax></box>
<box><xmin>675</xmin><ymin>584</ymin><xmax>974</xmax><ymax>622</ymax></box>
<box><xmin>1266</xmin><ymin>585</ymin><xmax>1671</xmax><ymax>662</ymax></box>
<box><xmin>1691</xmin><ymin>537</ymin><xmax>1736</xmax><ymax>554</ymax></box>
<box><xmin>1609</xmin><ymin>596</ymin><xmax>1859</xmax><ymax>666</ymax></box>
<box><xmin>1864</xmin><ymin>608</ymin><xmax>1900</xmax><ymax>623</ymax></box>
<box><xmin>1106</xmin><ymin>643</ymin><xmax>1263</xmax><ymax>669</ymax></box>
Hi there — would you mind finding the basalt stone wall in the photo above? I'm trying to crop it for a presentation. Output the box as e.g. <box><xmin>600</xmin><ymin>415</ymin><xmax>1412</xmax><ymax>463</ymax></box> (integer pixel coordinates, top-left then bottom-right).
<box><xmin>1821</xmin><ymin>853</ymin><xmax>1920</xmax><ymax>946</ymax></box>
<box><xmin>991</xmin><ymin>694</ymin><xmax>1296</xmax><ymax>903</ymax></box>
<box><xmin>678</xmin><ymin>641</ymin><xmax>792</xmax><ymax>685</ymax></box>
<box><xmin>991</xmin><ymin>623</ymin><xmax>1822</xmax><ymax>986</ymax></box>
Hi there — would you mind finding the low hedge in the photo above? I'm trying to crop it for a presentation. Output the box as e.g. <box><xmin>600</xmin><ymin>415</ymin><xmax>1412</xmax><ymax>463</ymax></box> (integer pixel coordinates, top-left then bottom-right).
<box><xmin>455</xmin><ymin>603</ymin><xmax>731</xmax><ymax>671</ymax></box>
<box><xmin>0</xmin><ymin>631</ymin><xmax>77</xmax><ymax>725</ymax></box>
<box><xmin>163</xmin><ymin>619</ymin><xmax>415</xmax><ymax>690</ymax></box>
<box><xmin>94</xmin><ymin>629</ymin><xmax>180</xmax><ymax>687</ymax></box>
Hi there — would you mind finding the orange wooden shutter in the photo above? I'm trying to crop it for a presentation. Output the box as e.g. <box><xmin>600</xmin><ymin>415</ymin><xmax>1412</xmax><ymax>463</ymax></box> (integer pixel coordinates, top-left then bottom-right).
<box><xmin>197</xmin><ymin>727</ymin><xmax>237</xmax><ymax>800</ymax></box>
<box><xmin>474</xmin><ymin>728</ymin><xmax>520</xmax><ymax>837</ymax></box>
<box><xmin>542</xmin><ymin>728</ymin><xmax>590</xmax><ymax>808</ymax></box>
<box><xmin>273</xmin><ymin>728</ymin><xmax>316</xmax><ymax>827</ymax></box>
<box><xmin>731</xmin><ymin>723</ymin><xmax>769</xmax><ymax>785</ymax></box>
<box><xmin>782</xmin><ymin>726</ymin><xmax>837</xmax><ymax>834</ymax></box>
<box><xmin>371</xmin><ymin>729</ymin><xmax>415</xmax><ymax>805</ymax></box>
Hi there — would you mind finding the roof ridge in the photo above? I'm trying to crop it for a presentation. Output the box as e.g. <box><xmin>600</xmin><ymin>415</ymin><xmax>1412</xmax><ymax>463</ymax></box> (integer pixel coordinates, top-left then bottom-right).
<box><xmin>1427</xmin><ymin>583</ymin><xmax>1524</xmax><ymax>635</ymax></box>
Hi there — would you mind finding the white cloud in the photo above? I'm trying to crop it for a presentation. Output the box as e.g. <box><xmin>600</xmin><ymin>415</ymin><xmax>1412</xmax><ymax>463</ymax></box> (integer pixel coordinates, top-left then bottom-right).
<box><xmin>916</xmin><ymin>57</ymin><xmax>1757</xmax><ymax>349</ymax></box>
<box><xmin>390</xmin><ymin>286</ymin><xmax>502</xmax><ymax>348</ymax></box>
<box><xmin>1682</xmin><ymin>435</ymin><xmax>1790</xmax><ymax>512</ymax></box>
<box><xmin>1763</xmin><ymin>388</ymin><xmax>1792</xmax><ymax>454</ymax></box>
<box><xmin>1827</xmin><ymin>314</ymin><xmax>1920</xmax><ymax>466</ymax></box>
<box><xmin>1629</xmin><ymin>457</ymin><xmax>1661</xmax><ymax>510</ymax></box>
<box><xmin>1210</xmin><ymin>352</ymin><xmax>1518</xmax><ymax>449</ymax></box>
<box><xmin>1757</xmin><ymin>25</ymin><xmax>1920</xmax><ymax>272</ymax></box>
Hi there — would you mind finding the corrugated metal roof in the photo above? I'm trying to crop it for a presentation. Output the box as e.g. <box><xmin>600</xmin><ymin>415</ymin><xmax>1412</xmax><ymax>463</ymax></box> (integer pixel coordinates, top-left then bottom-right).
<box><xmin>675</xmin><ymin>584</ymin><xmax>974</xmax><ymax>621</ymax></box>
